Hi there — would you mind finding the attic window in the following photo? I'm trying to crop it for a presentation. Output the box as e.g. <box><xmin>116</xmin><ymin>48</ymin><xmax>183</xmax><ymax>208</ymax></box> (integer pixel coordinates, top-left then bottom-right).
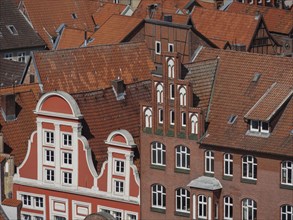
<box><xmin>228</xmin><ymin>115</ymin><xmax>237</xmax><ymax>124</ymax></box>
<box><xmin>71</xmin><ymin>13</ymin><xmax>78</xmax><ymax>19</ymax></box>
<box><xmin>252</xmin><ymin>73</ymin><xmax>261</xmax><ymax>82</ymax></box>
<box><xmin>6</xmin><ymin>25</ymin><xmax>18</xmax><ymax>35</ymax></box>
<box><xmin>250</xmin><ymin>120</ymin><xmax>269</xmax><ymax>134</ymax></box>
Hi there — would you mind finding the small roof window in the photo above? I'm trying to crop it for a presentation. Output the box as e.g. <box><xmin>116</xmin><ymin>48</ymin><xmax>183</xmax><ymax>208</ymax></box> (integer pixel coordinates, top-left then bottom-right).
<box><xmin>6</xmin><ymin>25</ymin><xmax>18</xmax><ymax>35</ymax></box>
<box><xmin>228</xmin><ymin>115</ymin><xmax>237</xmax><ymax>124</ymax></box>
<box><xmin>71</xmin><ymin>13</ymin><xmax>78</xmax><ymax>19</ymax></box>
<box><xmin>252</xmin><ymin>72</ymin><xmax>261</xmax><ymax>82</ymax></box>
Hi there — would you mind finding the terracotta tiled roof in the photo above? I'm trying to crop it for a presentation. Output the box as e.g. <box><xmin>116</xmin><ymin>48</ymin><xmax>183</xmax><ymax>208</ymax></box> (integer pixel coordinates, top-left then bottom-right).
<box><xmin>196</xmin><ymin>0</ymin><xmax>217</xmax><ymax>10</ymax></box>
<box><xmin>191</xmin><ymin>7</ymin><xmax>259</xmax><ymax>49</ymax></box>
<box><xmin>55</xmin><ymin>27</ymin><xmax>93</xmax><ymax>50</ymax></box>
<box><xmin>88</xmin><ymin>15</ymin><xmax>144</xmax><ymax>46</ymax></box>
<box><xmin>0</xmin><ymin>59</ymin><xmax>26</xmax><ymax>87</ymax></box>
<box><xmin>21</xmin><ymin>0</ymin><xmax>99</xmax><ymax>49</ymax></box>
<box><xmin>226</xmin><ymin>2</ymin><xmax>293</xmax><ymax>35</ymax></box>
<box><xmin>92</xmin><ymin>2</ymin><xmax>128</xmax><ymax>27</ymax></box>
<box><xmin>184</xmin><ymin>58</ymin><xmax>218</xmax><ymax>109</ymax></box>
<box><xmin>0</xmin><ymin>0</ymin><xmax>45</xmax><ymax>50</ymax></box>
<box><xmin>196</xmin><ymin>47</ymin><xmax>293</xmax><ymax>156</ymax></box>
<box><xmin>73</xmin><ymin>80</ymin><xmax>151</xmax><ymax>172</ymax></box>
<box><xmin>1</xmin><ymin>198</ymin><xmax>22</xmax><ymax>207</ymax></box>
<box><xmin>32</xmin><ymin>42</ymin><xmax>155</xmax><ymax>94</ymax></box>
<box><xmin>0</xmin><ymin>84</ymin><xmax>41</xmax><ymax>166</ymax></box>
<box><xmin>244</xmin><ymin>83</ymin><xmax>293</xmax><ymax>121</ymax></box>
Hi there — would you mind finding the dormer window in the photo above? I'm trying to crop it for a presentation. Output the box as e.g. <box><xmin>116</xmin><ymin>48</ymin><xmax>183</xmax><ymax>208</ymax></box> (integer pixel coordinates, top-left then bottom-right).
<box><xmin>6</xmin><ymin>25</ymin><xmax>18</xmax><ymax>35</ymax></box>
<box><xmin>250</xmin><ymin>120</ymin><xmax>269</xmax><ymax>133</ymax></box>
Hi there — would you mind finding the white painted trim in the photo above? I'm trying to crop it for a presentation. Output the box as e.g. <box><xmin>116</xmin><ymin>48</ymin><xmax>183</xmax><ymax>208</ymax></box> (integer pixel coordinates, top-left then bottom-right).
<box><xmin>49</xmin><ymin>196</ymin><xmax>68</xmax><ymax>219</ymax></box>
<box><xmin>125</xmin><ymin>211</ymin><xmax>138</xmax><ymax>220</ymax></box>
<box><xmin>105</xmin><ymin>130</ymin><xmax>136</xmax><ymax>148</ymax></box>
<box><xmin>113</xmin><ymin>159</ymin><xmax>126</xmax><ymax>176</ymax></box>
<box><xmin>72</xmin><ymin>200</ymin><xmax>92</xmax><ymax>219</ymax></box>
<box><xmin>208</xmin><ymin>196</ymin><xmax>211</xmax><ymax>220</ymax></box>
<box><xmin>193</xmin><ymin>194</ymin><xmax>196</xmax><ymax>220</ymax></box>
<box><xmin>21</xmin><ymin>211</ymin><xmax>45</xmax><ymax>220</ymax></box>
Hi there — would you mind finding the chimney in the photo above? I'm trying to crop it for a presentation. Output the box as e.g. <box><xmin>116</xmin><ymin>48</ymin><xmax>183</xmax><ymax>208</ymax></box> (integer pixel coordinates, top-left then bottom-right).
<box><xmin>1</xmin><ymin>94</ymin><xmax>16</xmax><ymax>121</ymax></box>
<box><xmin>163</xmin><ymin>15</ymin><xmax>172</xmax><ymax>22</ymax></box>
<box><xmin>112</xmin><ymin>78</ymin><xmax>126</xmax><ymax>100</ymax></box>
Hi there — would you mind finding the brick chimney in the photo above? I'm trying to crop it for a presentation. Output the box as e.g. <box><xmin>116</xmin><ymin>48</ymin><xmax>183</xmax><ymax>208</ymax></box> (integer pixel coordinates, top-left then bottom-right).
<box><xmin>1</xmin><ymin>94</ymin><xmax>16</xmax><ymax>121</ymax></box>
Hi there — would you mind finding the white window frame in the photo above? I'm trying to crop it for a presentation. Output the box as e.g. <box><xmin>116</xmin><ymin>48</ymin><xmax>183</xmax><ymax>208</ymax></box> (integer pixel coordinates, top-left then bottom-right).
<box><xmin>176</xmin><ymin>145</ymin><xmax>190</xmax><ymax>170</ymax></box>
<box><xmin>155</xmin><ymin>41</ymin><xmax>161</xmax><ymax>54</ymax></box>
<box><xmin>181</xmin><ymin>112</ymin><xmax>186</xmax><ymax>127</ymax></box>
<box><xmin>205</xmin><ymin>151</ymin><xmax>214</xmax><ymax>174</ymax></box>
<box><xmin>151</xmin><ymin>184</ymin><xmax>166</xmax><ymax>209</ymax></box>
<box><xmin>224</xmin><ymin>153</ymin><xmax>233</xmax><ymax>176</ymax></box>
<box><xmin>17</xmin><ymin>51</ymin><xmax>26</xmax><ymax>63</ymax></box>
<box><xmin>156</xmin><ymin>83</ymin><xmax>163</xmax><ymax>104</ymax></box>
<box><xmin>4</xmin><ymin>53</ymin><xmax>13</xmax><ymax>60</ymax></box>
<box><xmin>242</xmin><ymin>155</ymin><xmax>257</xmax><ymax>180</ymax></box>
<box><xmin>98</xmin><ymin>206</ymin><xmax>123</xmax><ymax>220</ymax></box>
<box><xmin>44</xmin><ymin>130</ymin><xmax>54</xmax><ymax>145</ymax></box>
<box><xmin>168</xmin><ymin>43</ymin><xmax>174</xmax><ymax>53</ymax></box>
<box><xmin>250</xmin><ymin>120</ymin><xmax>259</xmax><ymax>132</ymax></box>
<box><xmin>125</xmin><ymin>211</ymin><xmax>138</xmax><ymax>220</ymax></box>
<box><xmin>113</xmin><ymin>179</ymin><xmax>124</xmax><ymax>195</ymax></box>
<box><xmin>167</xmin><ymin>58</ymin><xmax>175</xmax><ymax>78</ymax></box>
<box><xmin>44</xmin><ymin>149</ymin><xmax>54</xmax><ymax>165</ymax></box>
<box><xmin>170</xmin><ymin>110</ymin><xmax>175</xmax><ymax>126</ymax></box>
<box><xmin>22</xmin><ymin>194</ymin><xmax>32</xmax><ymax>207</ymax></box>
<box><xmin>281</xmin><ymin>161</ymin><xmax>292</xmax><ymax>186</ymax></box>
<box><xmin>191</xmin><ymin>114</ymin><xmax>198</xmax><ymax>134</ymax></box>
<box><xmin>176</xmin><ymin>188</ymin><xmax>190</xmax><ymax>213</ymax></box>
<box><xmin>281</xmin><ymin>205</ymin><xmax>293</xmax><ymax>220</ymax></box>
<box><xmin>6</xmin><ymin>25</ymin><xmax>18</xmax><ymax>35</ymax></box>
<box><xmin>35</xmin><ymin>197</ymin><xmax>44</xmax><ymax>208</ymax></box>
<box><xmin>144</xmin><ymin>108</ymin><xmax>152</xmax><ymax>128</ymax></box>
<box><xmin>62</xmin><ymin>171</ymin><xmax>72</xmax><ymax>185</ymax></box>
<box><xmin>170</xmin><ymin>84</ymin><xmax>175</xmax><ymax>100</ymax></box>
<box><xmin>114</xmin><ymin>159</ymin><xmax>125</xmax><ymax>175</ymax></box>
<box><xmin>250</xmin><ymin>120</ymin><xmax>269</xmax><ymax>133</ymax></box>
<box><xmin>158</xmin><ymin>108</ymin><xmax>163</xmax><ymax>124</ymax></box>
<box><xmin>198</xmin><ymin>195</ymin><xmax>207</xmax><ymax>219</ymax></box>
<box><xmin>151</xmin><ymin>142</ymin><xmax>166</xmax><ymax>166</ymax></box>
<box><xmin>19</xmin><ymin>192</ymin><xmax>45</xmax><ymax>211</ymax></box>
<box><xmin>62</xmin><ymin>151</ymin><xmax>72</xmax><ymax>167</ymax></box>
<box><xmin>45</xmin><ymin>169</ymin><xmax>55</xmax><ymax>182</ymax></box>
<box><xmin>224</xmin><ymin>196</ymin><xmax>233</xmax><ymax>220</ymax></box>
<box><xmin>179</xmin><ymin>86</ymin><xmax>187</xmax><ymax>106</ymax></box>
<box><xmin>260</xmin><ymin>121</ymin><xmax>269</xmax><ymax>133</ymax></box>
<box><xmin>62</xmin><ymin>133</ymin><xmax>72</xmax><ymax>147</ymax></box>
<box><xmin>242</xmin><ymin>198</ymin><xmax>257</xmax><ymax>220</ymax></box>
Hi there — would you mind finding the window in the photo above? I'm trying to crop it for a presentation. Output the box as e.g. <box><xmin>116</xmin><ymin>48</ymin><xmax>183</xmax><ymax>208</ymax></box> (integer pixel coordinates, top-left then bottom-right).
<box><xmin>115</xmin><ymin>160</ymin><xmax>125</xmax><ymax>174</ymax></box>
<box><xmin>156</xmin><ymin>83</ymin><xmax>163</xmax><ymax>104</ymax></box>
<box><xmin>45</xmin><ymin>150</ymin><xmax>54</xmax><ymax>162</ymax></box>
<box><xmin>44</xmin><ymin>131</ymin><xmax>54</xmax><ymax>144</ymax></box>
<box><xmin>6</xmin><ymin>25</ymin><xmax>18</xmax><ymax>35</ymax></box>
<box><xmin>54</xmin><ymin>217</ymin><xmax>66</xmax><ymax>220</ymax></box>
<box><xmin>35</xmin><ymin>197</ymin><xmax>43</xmax><ymax>208</ymax></box>
<box><xmin>242</xmin><ymin>156</ymin><xmax>257</xmax><ymax>180</ymax></box>
<box><xmin>181</xmin><ymin>112</ymin><xmax>186</xmax><ymax>127</ymax></box>
<box><xmin>63</xmin><ymin>172</ymin><xmax>72</xmax><ymax>184</ymax></box>
<box><xmin>4</xmin><ymin>53</ymin><xmax>13</xmax><ymax>60</ymax></box>
<box><xmin>17</xmin><ymin>52</ymin><xmax>26</xmax><ymax>63</ymax></box>
<box><xmin>23</xmin><ymin>215</ymin><xmax>31</xmax><ymax>220</ymax></box>
<box><xmin>170</xmin><ymin>84</ymin><xmax>175</xmax><ymax>100</ymax></box>
<box><xmin>71</xmin><ymin>13</ymin><xmax>78</xmax><ymax>19</ymax></box>
<box><xmin>46</xmin><ymin>169</ymin><xmax>54</xmax><ymax>182</ymax></box>
<box><xmin>281</xmin><ymin>161</ymin><xmax>292</xmax><ymax>186</ymax></box>
<box><xmin>155</xmin><ymin>41</ymin><xmax>161</xmax><ymax>54</ymax></box>
<box><xmin>114</xmin><ymin>180</ymin><xmax>124</xmax><ymax>194</ymax></box>
<box><xmin>198</xmin><ymin>195</ymin><xmax>207</xmax><ymax>219</ymax></box>
<box><xmin>224</xmin><ymin>196</ymin><xmax>233</xmax><ymax>220</ymax></box>
<box><xmin>176</xmin><ymin>145</ymin><xmax>190</xmax><ymax>170</ymax></box>
<box><xmin>126</xmin><ymin>214</ymin><xmax>137</xmax><ymax>220</ymax></box>
<box><xmin>63</xmin><ymin>133</ymin><xmax>72</xmax><ymax>146</ymax></box>
<box><xmin>191</xmin><ymin>114</ymin><xmax>198</xmax><ymax>134</ymax></box>
<box><xmin>34</xmin><ymin>217</ymin><xmax>43</xmax><ymax>220</ymax></box>
<box><xmin>22</xmin><ymin>195</ymin><xmax>32</xmax><ymax>206</ymax></box>
<box><xmin>179</xmin><ymin>87</ymin><xmax>186</xmax><ymax>106</ymax></box>
<box><xmin>63</xmin><ymin>152</ymin><xmax>72</xmax><ymax>165</ymax></box>
<box><xmin>100</xmin><ymin>208</ymin><xmax>122</xmax><ymax>220</ymax></box>
<box><xmin>224</xmin><ymin>153</ymin><xmax>233</xmax><ymax>176</ymax></box>
<box><xmin>176</xmin><ymin>188</ymin><xmax>190</xmax><ymax>213</ymax></box>
<box><xmin>144</xmin><ymin>108</ymin><xmax>152</xmax><ymax>128</ymax></box>
<box><xmin>158</xmin><ymin>109</ymin><xmax>163</xmax><ymax>124</ymax></box>
<box><xmin>170</xmin><ymin>110</ymin><xmax>175</xmax><ymax>125</ymax></box>
<box><xmin>250</xmin><ymin>120</ymin><xmax>269</xmax><ymax>133</ymax></box>
<box><xmin>242</xmin><ymin>198</ymin><xmax>257</xmax><ymax>220</ymax></box>
<box><xmin>281</xmin><ymin>205</ymin><xmax>293</xmax><ymax>220</ymax></box>
<box><xmin>167</xmin><ymin>58</ymin><xmax>175</xmax><ymax>78</ymax></box>
<box><xmin>168</xmin><ymin>43</ymin><xmax>174</xmax><ymax>52</ymax></box>
<box><xmin>152</xmin><ymin>184</ymin><xmax>166</xmax><ymax>209</ymax></box>
<box><xmin>205</xmin><ymin>151</ymin><xmax>214</xmax><ymax>174</ymax></box>
<box><xmin>151</xmin><ymin>142</ymin><xmax>166</xmax><ymax>166</ymax></box>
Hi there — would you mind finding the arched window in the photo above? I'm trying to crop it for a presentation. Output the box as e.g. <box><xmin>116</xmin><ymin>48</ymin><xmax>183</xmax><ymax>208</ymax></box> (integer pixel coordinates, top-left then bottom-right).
<box><xmin>168</xmin><ymin>58</ymin><xmax>175</xmax><ymax>78</ymax></box>
<box><xmin>151</xmin><ymin>142</ymin><xmax>166</xmax><ymax>166</ymax></box>
<box><xmin>176</xmin><ymin>188</ymin><xmax>190</xmax><ymax>213</ymax></box>
<box><xmin>152</xmin><ymin>184</ymin><xmax>166</xmax><ymax>209</ymax></box>
<box><xmin>281</xmin><ymin>161</ymin><xmax>292</xmax><ymax>186</ymax></box>
<box><xmin>242</xmin><ymin>198</ymin><xmax>257</xmax><ymax>220</ymax></box>
<box><xmin>281</xmin><ymin>205</ymin><xmax>293</xmax><ymax>220</ymax></box>
<box><xmin>144</xmin><ymin>108</ymin><xmax>152</xmax><ymax>128</ymax></box>
<box><xmin>175</xmin><ymin>145</ymin><xmax>190</xmax><ymax>170</ymax></box>
<box><xmin>198</xmin><ymin>195</ymin><xmax>207</xmax><ymax>219</ymax></box>
<box><xmin>224</xmin><ymin>196</ymin><xmax>233</xmax><ymax>220</ymax></box>
<box><xmin>191</xmin><ymin>114</ymin><xmax>198</xmax><ymax>134</ymax></box>
<box><xmin>156</xmin><ymin>83</ymin><xmax>163</xmax><ymax>104</ymax></box>
<box><xmin>179</xmin><ymin>86</ymin><xmax>186</xmax><ymax>106</ymax></box>
<box><xmin>242</xmin><ymin>155</ymin><xmax>257</xmax><ymax>180</ymax></box>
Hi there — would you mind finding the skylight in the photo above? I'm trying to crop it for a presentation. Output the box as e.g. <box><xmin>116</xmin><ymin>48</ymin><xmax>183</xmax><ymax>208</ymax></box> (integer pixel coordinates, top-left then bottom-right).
<box><xmin>6</xmin><ymin>25</ymin><xmax>18</xmax><ymax>35</ymax></box>
<box><xmin>228</xmin><ymin>115</ymin><xmax>237</xmax><ymax>124</ymax></box>
<box><xmin>71</xmin><ymin>13</ymin><xmax>78</xmax><ymax>19</ymax></box>
<box><xmin>252</xmin><ymin>73</ymin><xmax>261</xmax><ymax>82</ymax></box>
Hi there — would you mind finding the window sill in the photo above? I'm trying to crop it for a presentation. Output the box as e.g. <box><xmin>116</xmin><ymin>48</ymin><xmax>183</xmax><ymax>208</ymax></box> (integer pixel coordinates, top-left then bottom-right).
<box><xmin>175</xmin><ymin>168</ymin><xmax>190</xmax><ymax>174</ymax></box>
<box><xmin>222</xmin><ymin>175</ymin><xmax>233</xmax><ymax>181</ymax></box>
<box><xmin>204</xmin><ymin>172</ymin><xmax>214</xmax><ymax>177</ymax></box>
<box><xmin>280</xmin><ymin>184</ymin><xmax>293</xmax><ymax>190</ymax></box>
<box><xmin>151</xmin><ymin>207</ymin><xmax>166</xmax><ymax>214</ymax></box>
<box><xmin>245</xmin><ymin>130</ymin><xmax>270</xmax><ymax>138</ymax></box>
<box><xmin>241</xmin><ymin>178</ymin><xmax>256</xmax><ymax>185</ymax></box>
<box><xmin>150</xmin><ymin>164</ymin><xmax>166</xmax><ymax>171</ymax></box>
<box><xmin>174</xmin><ymin>211</ymin><xmax>190</xmax><ymax>217</ymax></box>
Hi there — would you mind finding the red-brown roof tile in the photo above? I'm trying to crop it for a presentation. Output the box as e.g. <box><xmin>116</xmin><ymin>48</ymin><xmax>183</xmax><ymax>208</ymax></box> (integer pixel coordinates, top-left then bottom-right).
<box><xmin>196</xmin><ymin>0</ymin><xmax>217</xmax><ymax>10</ymax></box>
<box><xmin>226</xmin><ymin>2</ymin><xmax>293</xmax><ymax>35</ymax></box>
<box><xmin>1</xmin><ymin>198</ymin><xmax>22</xmax><ymax>207</ymax></box>
<box><xmin>191</xmin><ymin>7</ymin><xmax>259</xmax><ymax>49</ymax></box>
<box><xmin>196</xmin><ymin>47</ymin><xmax>293</xmax><ymax>156</ymax></box>
<box><xmin>88</xmin><ymin>15</ymin><xmax>144</xmax><ymax>46</ymax></box>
